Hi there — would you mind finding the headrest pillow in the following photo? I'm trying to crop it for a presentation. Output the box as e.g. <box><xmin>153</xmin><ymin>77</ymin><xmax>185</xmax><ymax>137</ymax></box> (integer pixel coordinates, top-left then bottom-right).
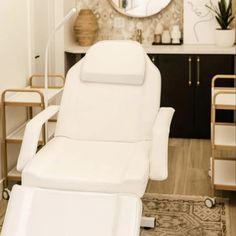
<box><xmin>80</xmin><ymin>40</ymin><xmax>146</xmax><ymax>85</ymax></box>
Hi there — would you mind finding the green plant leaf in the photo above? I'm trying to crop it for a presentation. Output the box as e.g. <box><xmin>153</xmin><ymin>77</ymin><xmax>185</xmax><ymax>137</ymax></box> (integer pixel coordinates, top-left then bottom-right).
<box><xmin>216</xmin><ymin>16</ymin><xmax>225</xmax><ymax>29</ymax></box>
<box><xmin>228</xmin><ymin>16</ymin><xmax>235</xmax><ymax>27</ymax></box>
<box><xmin>206</xmin><ymin>0</ymin><xmax>235</xmax><ymax>30</ymax></box>
<box><xmin>205</xmin><ymin>4</ymin><xmax>218</xmax><ymax>15</ymax></box>
<box><xmin>206</xmin><ymin>2</ymin><xmax>220</xmax><ymax>15</ymax></box>
<box><xmin>226</xmin><ymin>0</ymin><xmax>233</xmax><ymax>19</ymax></box>
<box><xmin>218</xmin><ymin>0</ymin><xmax>224</xmax><ymax>16</ymax></box>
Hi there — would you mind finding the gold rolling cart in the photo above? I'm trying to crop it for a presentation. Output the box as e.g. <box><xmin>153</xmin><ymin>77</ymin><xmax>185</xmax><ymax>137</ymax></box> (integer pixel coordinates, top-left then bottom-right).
<box><xmin>205</xmin><ymin>75</ymin><xmax>236</xmax><ymax>208</ymax></box>
<box><xmin>1</xmin><ymin>75</ymin><xmax>64</xmax><ymax>199</ymax></box>
<box><xmin>210</xmin><ymin>75</ymin><xmax>236</xmax><ymax>191</ymax></box>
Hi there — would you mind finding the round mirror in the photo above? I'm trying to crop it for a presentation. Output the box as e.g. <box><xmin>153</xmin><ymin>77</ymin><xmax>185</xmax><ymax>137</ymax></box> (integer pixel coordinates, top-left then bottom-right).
<box><xmin>109</xmin><ymin>0</ymin><xmax>172</xmax><ymax>18</ymax></box>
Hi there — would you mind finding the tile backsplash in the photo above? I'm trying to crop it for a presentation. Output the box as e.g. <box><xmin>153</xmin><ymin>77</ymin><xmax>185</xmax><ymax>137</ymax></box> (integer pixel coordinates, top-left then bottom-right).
<box><xmin>76</xmin><ymin>0</ymin><xmax>183</xmax><ymax>45</ymax></box>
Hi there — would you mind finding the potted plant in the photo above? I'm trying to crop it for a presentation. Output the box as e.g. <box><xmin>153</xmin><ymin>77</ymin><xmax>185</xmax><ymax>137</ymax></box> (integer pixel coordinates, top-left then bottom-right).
<box><xmin>206</xmin><ymin>0</ymin><xmax>235</xmax><ymax>47</ymax></box>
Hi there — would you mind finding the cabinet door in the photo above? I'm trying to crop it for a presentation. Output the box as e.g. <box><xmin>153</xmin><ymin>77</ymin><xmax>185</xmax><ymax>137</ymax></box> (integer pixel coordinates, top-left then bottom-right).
<box><xmin>194</xmin><ymin>55</ymin><xmax>234</xmax><ymax>138</ymax></box>
<box><xmin>157</xmin><ymin>54</ymin><xmax>195</xmax><ymax>138</ymax></box>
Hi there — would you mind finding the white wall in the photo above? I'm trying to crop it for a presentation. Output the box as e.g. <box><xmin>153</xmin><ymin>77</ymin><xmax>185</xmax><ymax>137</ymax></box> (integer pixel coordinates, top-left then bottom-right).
<box><xmin>31</xmin><ymin>0</ymin><xmax>65</xmax><ymax>77</ymax></box>
<box><xmin>0</xmin><ymin>0</ymin><xmax>31</xmax><ymax>89</ymax></box>
<box><xmin>0</xmin><ymin>0</ymin><xmax>32</xmax><ymax>195</ymax></box>
<box><xmin>31</xmin><ymin>0</ymin><xmax>51</xmax><ymax>74</ymax></box>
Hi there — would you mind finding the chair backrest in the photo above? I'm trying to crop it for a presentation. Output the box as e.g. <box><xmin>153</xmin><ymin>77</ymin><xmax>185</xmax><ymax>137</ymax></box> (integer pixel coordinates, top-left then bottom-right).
<box><xmin>55</xmin><ymin>40</ymin><xmax>161</xmax><ymax>142</ymax></box>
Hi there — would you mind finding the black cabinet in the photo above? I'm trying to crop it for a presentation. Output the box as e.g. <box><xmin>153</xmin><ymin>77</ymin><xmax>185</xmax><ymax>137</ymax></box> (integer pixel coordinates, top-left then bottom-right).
<box><xmin>149</xmin><ymin>54</ymin><xmax>234</xmax><ymax>139</ymax></box>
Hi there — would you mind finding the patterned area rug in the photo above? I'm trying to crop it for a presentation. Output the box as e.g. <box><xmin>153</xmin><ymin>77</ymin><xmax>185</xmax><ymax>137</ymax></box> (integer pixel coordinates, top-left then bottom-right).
<box><xmin>0</xmin><ymin>194</ymin><xmax>230</xmax><ymax>236</ymax></box>
<box><xmin>141</xmin><ymin>194</ymin><xmax>230</xmax><ymax>236</ymax></box>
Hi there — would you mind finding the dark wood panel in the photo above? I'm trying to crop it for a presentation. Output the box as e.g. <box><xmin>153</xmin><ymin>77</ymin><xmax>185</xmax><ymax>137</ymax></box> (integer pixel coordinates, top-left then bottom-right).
<box><xmin>150</xmin><ymin>54</ymin><xmax>235</xmax><ymax>139</ymax></box>
<box><xmin>194</xmin><ymin>55</ymin><xmax>234</xmax><ymax>138</ymax></box>
<box><xmin>157</xmin><ymin>54</ymin><xmax>195</xmax><ymax>138</ymax></box>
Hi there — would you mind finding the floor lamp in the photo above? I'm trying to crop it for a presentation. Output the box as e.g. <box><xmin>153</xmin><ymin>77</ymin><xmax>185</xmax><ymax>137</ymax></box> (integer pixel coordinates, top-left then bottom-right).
<box><xmin>44</xmin><ymin>8</ymin><xmax>76</xmax><ymax>142</ymax></box>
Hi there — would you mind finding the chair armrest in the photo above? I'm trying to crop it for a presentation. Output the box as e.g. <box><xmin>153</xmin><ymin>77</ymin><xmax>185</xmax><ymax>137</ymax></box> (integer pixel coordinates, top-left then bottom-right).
<box><xmin>149</xmin><ymin>107</ymin><xmax>175</xmax><ymax>181</ymax></box>
<box><xmin>17</xmin><ymin>105</ymin><xmax>60</xmax><ymax>172</ymax></box>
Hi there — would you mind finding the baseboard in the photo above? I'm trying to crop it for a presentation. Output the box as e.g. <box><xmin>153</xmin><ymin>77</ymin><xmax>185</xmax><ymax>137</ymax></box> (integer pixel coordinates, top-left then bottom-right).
<box><xmin>0</xmin><ymin>179</ymin><xmax>3</xmax><ymax>201</ymax></box>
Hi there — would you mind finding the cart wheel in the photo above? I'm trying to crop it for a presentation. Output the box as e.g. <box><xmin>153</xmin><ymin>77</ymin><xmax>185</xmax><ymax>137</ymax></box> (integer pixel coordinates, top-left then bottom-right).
<box><xmin>2</xmin><ymin>188</ymin><xmax>10</xmax><ymax>200</ymax></box>
<box><xmin>204</xmin><ymin>197</ymin><xmax>216</xmax><ymax>208</ymax></box>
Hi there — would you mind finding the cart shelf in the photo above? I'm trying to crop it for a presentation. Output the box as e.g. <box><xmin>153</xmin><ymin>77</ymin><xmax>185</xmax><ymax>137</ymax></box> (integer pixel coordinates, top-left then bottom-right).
<box><xmin>213</xmin><ymin>124</ymin><xmax>236</xmax><ymax>148</ymax></box>
<box><xmin>4</xmin><ymin>87</ymin><xmax>63</xmax><ymax>106</ymax></box>
<box><xmin>213</xmin><ymin>159</ymin><xmax>236</xmax><ymax>191</ymax></box>
<box><xmin>7</xmin><ymin>167</ymin><xmax>21</xmax><ymax>181</ymax></box>
<box><xmin>212</xmin><ymin>88</ymin><xmax>236</xmax><ymax>110</ymax></box>
<box><xmin>6</xmin><ymin>121</ymin><xmax>56</xmax><ymax>144</ymax></box>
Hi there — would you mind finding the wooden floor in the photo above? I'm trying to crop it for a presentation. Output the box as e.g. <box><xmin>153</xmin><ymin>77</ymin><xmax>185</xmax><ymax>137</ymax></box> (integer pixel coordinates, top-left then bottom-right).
<box><xmin>0</xmin><ymin>138</ymin><xmax>235</xmax><ymax>234</ymax></box>
<box><xmin>146</xmin><ymin>138</ymin><xmax>236</xmax><ymax>236</ymax></box>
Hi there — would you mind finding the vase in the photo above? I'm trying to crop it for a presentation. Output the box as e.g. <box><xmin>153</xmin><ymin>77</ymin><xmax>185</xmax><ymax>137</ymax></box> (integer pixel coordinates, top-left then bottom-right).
<box><xmin>74</xmin><ymin>9</ymin><xmax>98</xmax><ymax>46</ymax></box>
<box><xmin>215</xmin><ymin>29</ymin><xmax>235</xmax><ymax>47</ymax></box>
<box><xmin>161</xmin><ymin>30</ymin><xmax>171</xmax><ymax>44</ymax></box>
<box><xmin>171</xmin><ymin>25</ymin><xmax>181</xmax><ymax>44</ymax></box>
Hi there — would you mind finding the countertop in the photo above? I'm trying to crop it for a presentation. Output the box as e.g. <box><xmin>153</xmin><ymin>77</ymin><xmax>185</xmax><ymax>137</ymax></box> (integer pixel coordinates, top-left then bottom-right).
<box><xmin>65</xmin><ymin>43</ymin><xmax>236</xmax><ymax>55</ymax></box>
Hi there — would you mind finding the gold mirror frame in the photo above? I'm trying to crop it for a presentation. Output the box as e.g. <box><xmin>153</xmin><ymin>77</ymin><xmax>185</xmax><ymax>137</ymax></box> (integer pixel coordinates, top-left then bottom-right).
<box><xmin>108</xmin><ymin>0</ymin><xmax>172</xmax><ymax>18</ymax></box>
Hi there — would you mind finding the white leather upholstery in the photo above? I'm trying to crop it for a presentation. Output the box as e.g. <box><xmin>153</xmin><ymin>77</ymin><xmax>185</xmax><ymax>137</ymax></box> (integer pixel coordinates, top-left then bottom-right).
<box><xmin>81</xmin><ymin>40</ymin><xmax>146</xmax><ymax>85</ymax></box>
<box><xmin>17</xmin><ymin>40</ymin><xmax>174</xmax><ymax>201</ymax></box>
<box><xmin>55</xmin><ymin>50</ymin><xmax>160</xmax><ymax>142</ymax></box>
<box><xmin>22</xmin><ymin>137</ymin><xmax>150</xmax><ymax>197</ymax></box>
<box><xmin>150</xmin><ymin>107</ymin><xmax>175</xmax><ymax>180</ymax></box>
<box><xmin>1</xmin><ymin>185</ymin><xmax>142</xmax><ymax>236</ymax></box>
<box><xmin>17</xmin><ymin>105</ymin><xmax>60</xmax><ymax>171</ymax></box>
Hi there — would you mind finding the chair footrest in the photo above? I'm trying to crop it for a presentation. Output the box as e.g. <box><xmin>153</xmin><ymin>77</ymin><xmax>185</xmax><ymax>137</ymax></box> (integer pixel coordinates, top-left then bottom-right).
<box><xmin>1</xmin><ymin>185</ymin><xmax>142</xmax><ymax>236</ymax></box>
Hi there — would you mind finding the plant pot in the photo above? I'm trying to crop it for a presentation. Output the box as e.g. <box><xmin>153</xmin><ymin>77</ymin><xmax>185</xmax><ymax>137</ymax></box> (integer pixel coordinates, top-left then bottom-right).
<box><xmin>74</xmin><ymin>9</ymin><xmax>98</xmax><ymax>46</ymax></box>
<box><xmin>215</xmin><ymin>29</ymin><xmax>235</xmax><ymax>47</ymax></box>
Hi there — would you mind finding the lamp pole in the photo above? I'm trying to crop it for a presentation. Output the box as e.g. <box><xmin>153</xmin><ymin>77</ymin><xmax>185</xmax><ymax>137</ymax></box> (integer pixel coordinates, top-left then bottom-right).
<box><xmin>44</xmin><ymin>8</ymin><xmax>76</xmax><ymax>142</ymax></box>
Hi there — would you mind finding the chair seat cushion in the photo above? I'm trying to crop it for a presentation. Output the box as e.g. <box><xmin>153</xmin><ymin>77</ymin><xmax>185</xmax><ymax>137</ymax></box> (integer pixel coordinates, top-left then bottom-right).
<box><xmin>22</xmin><ymin>137</ymin><xmax>150</xmax><ymax>197</ymax></box>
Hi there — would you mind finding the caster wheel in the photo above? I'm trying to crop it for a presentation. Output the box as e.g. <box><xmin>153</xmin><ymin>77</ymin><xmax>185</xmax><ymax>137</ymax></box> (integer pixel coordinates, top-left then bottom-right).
<box><xmin>2</xmin><ymin>188</ymin><xmax>11</xmax><ymax>200</ymax></box>
<box><xmin>204</xmin><ymin>197</ymin><xmax>216</xmax><ymax>208</ymax></box>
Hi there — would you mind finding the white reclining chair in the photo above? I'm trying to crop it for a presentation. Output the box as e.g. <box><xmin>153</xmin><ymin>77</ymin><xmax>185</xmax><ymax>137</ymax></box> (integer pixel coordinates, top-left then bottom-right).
<box><xmin>14</xmin><ymin>40</ymin><xmax>174</xmax><ymax>230</ymax></box>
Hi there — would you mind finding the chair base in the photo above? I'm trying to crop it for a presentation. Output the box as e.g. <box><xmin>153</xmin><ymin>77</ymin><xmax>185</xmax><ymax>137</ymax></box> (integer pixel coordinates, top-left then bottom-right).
<box><xmin>140</xmin><ymin>216</ymin><xmax>156</xmax><ymax>228</ymax></box>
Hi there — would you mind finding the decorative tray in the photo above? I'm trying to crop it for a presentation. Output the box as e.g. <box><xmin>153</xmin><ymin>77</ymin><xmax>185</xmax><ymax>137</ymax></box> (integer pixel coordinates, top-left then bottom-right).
<box><xmin>152</xmin><ymin>41</ymin><xmax>183</xmax><ymax>46</ymax></box>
